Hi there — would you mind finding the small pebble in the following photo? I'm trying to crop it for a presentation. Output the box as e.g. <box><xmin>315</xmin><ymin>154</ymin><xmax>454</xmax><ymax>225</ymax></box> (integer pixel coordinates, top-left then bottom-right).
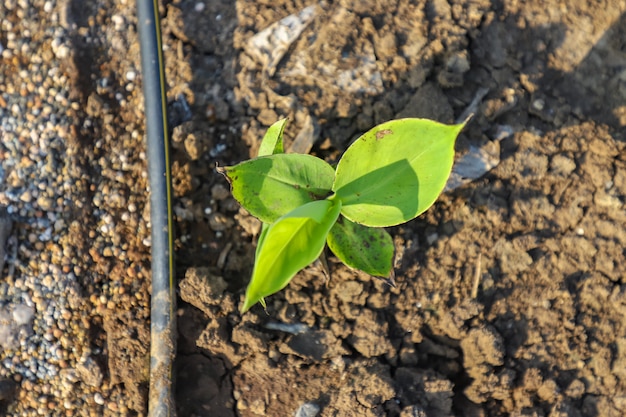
<box><xmin>532</xmin><ymin>98</ymin><xmax>545</xmax><ymax>111</ymax></box>
<box><xmin>209</xmin><ymin>212</ymin><xmax>233</xmax><ymax>232</ymax></box>
<box><xmin>20</xmin><ymin>191</ymin><xmax>33</xmax><ymax>203</ymax></box>
<box><xmin>295</xmin><ymin>402</ymin><xmax>320</xmax><ymax>417</ymax></box>
<box><xmin>94</xmin><ymin>393</ymin><xmax>105</xmax><ymax>405</ymax></box>
<box><xmin>426</xmin><ymin>233</ymin><xmax>439</xmax><ymax>246</ymax></box>
<box><xmin>12</xmin><ymin>305</ymin><xmax>35</xmax><ymax>325</ymax></box>
<box><xmin>211</xmin><ymin>184</ymin><xmax>230</xmax><ymax>200</ymax></box>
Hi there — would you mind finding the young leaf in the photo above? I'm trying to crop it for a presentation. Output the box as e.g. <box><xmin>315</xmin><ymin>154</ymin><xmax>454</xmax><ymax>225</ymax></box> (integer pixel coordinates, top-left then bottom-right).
<box><xmin>258</xmin><ymin>118</ymin><xmax>287</xmax><ymax>156</ymax></box>
<box><xmin>332</xmin><ymin>118</ymin><xmax>464</xmax><ymax>227</ymax></box>
<box><xmin>221</xmin><ymin>154</ymin><xmax>334</xmax><ymax>223</ymax></box>
<box><xmin>327</xmin><ymin>216</ymin><xmax>394</xmax><ymax>277</ymax></box>
<box><xmin>255</xmin><ymin>222</ymin><xmax>270</xmax><ymax>259</ymax></box>
<box><xmin>242</xmin><ymin>198</ymin><xmax>342</xmax><ymax>312</ymax></box>
<box><xmin>256</xmin><ymin>119</ymin><xmax>288</xmax><ymax>258</ymax></box>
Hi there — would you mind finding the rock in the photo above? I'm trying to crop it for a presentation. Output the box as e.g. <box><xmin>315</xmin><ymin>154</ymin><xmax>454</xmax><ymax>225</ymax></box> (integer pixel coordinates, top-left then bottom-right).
<box><xmin>76</xmin><ymin>356</ymin><xmax>103</xmax><ymax>388</ymax></box>
<box><xmin>0</xmin><ymin>304</ymin><xmax>35</xmax><ymax>351</ymax></box>
<box><xmin>11</xmin><ymin>304</ymin><xmax>34</xmax><ymax>325</ymax></box>
<box><xmin>295</xmin><ymin>402</ymin><xmax>320</xmax><ymax>417</ymax></box>
<box><xmin>210</xmin><ymin>184</ymin><xmax>230</xmax><ymax>201</ymax></box>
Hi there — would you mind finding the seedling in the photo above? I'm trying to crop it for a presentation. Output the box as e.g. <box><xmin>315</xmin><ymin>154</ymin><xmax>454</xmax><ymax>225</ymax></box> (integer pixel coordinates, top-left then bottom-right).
<box><xmin>220</xmin><ymin>118</ymin><xmax>465</xmax><ymax>312</ymax></box>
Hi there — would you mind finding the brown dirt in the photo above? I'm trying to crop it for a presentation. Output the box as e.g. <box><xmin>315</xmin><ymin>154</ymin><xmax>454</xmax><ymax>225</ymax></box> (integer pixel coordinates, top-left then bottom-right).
<box><xmin>45</xmin><ymin>0</ymin><xmax>626</xmax><ymax>415</ymax></box>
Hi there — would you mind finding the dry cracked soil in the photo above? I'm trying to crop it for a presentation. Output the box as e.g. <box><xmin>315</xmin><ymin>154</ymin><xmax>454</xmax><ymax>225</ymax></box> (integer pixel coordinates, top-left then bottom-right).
<box><xmin>3</xmin><ymin>0</ymin><xmax>626</xmax><ymax>416</ymax></box>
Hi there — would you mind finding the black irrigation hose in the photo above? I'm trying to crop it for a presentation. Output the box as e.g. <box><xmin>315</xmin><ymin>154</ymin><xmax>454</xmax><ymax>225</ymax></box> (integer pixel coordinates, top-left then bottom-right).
<box><xmin>136</xmin><ymin>1</ymin><xmax>176</xmax><ymax>416</ymax></box>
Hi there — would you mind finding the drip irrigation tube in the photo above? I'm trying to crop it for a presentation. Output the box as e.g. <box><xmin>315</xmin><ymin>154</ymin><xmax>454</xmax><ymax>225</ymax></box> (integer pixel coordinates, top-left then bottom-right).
<box><xmin>136</xmin><ymin>1</ymin><xmax>177</xmax><ymax>416</ymax></box>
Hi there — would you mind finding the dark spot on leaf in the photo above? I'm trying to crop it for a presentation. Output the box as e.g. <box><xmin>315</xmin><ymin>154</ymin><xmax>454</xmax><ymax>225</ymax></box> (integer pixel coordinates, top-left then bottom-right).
<box><xmin>294</xmin><ymin>184</ymin><xmax>300</xmax><ymax>189</ymax></box>
<box><xmin>376</xmin><ymin>129</ymin><xmax>393</xmax><ymax>140</ymax></box>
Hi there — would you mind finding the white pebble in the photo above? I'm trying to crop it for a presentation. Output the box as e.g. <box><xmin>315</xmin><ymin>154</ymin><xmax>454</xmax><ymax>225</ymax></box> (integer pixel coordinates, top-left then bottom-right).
<box><xmin>111</xmin><ymin>14</ymin><xmax>125</xmax><ymax>31</ymax></box>
<box><xmin>194</xmin><ymin>2</ymin><xmax>205</xmax><ymax>12</ymax></box>
<box><xmin>94</xmin><ymin>393</ymin><xmax>105</xmax><ymax>405</ymax></box>
<box><xmin>532</xmin><ymin>99</ymin><xmax>545</xmax><ymax>111</ymax></box>
<box><xmin>54</xmin><ymin>219</ymin><xmax>65</xmax><ymax>232</ymax></box>
<box><xmin>125</xmin><ymin>70</ymin><xmax>136</xmax><ymax>81</ymax></box>
<box><xmin>295</xmin><ymin>403</ymin><xmax>320</xmax><ymax>417</ymax></box>
<box><xmin>12</xmin><ymin>304</ymin><xmax>35</xmax><ymax>325</ymax></box>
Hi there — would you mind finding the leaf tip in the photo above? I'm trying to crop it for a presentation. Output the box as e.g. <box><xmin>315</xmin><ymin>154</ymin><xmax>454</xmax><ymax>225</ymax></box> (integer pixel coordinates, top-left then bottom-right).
<box><xmin>460</xmin><ymin>113</ymin><xmax>474</xmax><ymax>126</ymax></box>
<box><xmin>455</xmin><ymin>116</ymin><xmax>471</xmax><ymax>135</ymax></box>
<box><xmin>375</xmin><ymin>273</ymin><xmax>396</xmax><ymax>287</ymax></box>
<box><xmin>215</xmin><ymin>163</ymin><xmax>234</xmax><ymax>182</ymax></box>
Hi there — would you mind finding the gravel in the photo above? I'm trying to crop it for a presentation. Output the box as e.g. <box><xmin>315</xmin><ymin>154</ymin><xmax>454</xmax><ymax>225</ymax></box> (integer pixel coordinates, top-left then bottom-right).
<box><xmin>0</xmin><ymin>0</ymin><xmax>142</xmax><ymax>414</ymax></box>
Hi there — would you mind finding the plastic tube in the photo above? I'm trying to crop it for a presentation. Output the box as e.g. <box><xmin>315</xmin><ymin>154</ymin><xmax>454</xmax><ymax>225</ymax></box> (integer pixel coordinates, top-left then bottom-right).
<box><xmin>136</xmin><ymin>1</ymin><xmax>177</xmax><ymax>416</ymax></box>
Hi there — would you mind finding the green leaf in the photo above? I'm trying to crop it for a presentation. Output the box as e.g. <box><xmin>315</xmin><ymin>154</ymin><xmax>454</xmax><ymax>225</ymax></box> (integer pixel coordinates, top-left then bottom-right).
<box><xmin>258</xmin><ymin>118</ymin><xmax>287</xmax><ymax>156</ymax></box>
<box><xmin>222</xmin><ymin>154</ymin><xmax>335</xmax><ymax>223</ymax></box>
<box><xmin>242</xmin><ymin>198</ymin><xmax>342</xmax><ymax>312</ymax></box>
<box><xmin>327</xmin><ymin>216</ymin><xmax>394</xmax><ymax>277</ymax></box>
<box><xmin>257</xmin><ymin>119</ymin><xmax>288</xmax><ymax>257</ymax></box>
<box><xmin>332</xmin><ymin>118</ymin><xmax>464</xmax><ymax>227</ymax></box>
<box><xmin>255</xmin><ymin>222</ymin><xmax>270</xmax><ymax>259</ymax></box>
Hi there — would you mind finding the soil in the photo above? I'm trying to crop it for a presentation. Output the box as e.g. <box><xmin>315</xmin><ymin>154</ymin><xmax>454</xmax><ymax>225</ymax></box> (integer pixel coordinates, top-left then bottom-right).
<box><xmin>11</xmin><ymin>0</ymin><xmax>626</xmax><ymax>415</ymax></box>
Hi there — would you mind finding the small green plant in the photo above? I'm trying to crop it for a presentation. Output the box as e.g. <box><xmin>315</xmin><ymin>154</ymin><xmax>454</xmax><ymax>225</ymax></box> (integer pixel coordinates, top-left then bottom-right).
<box><xmin>220</xmin><ymin>118</ymin><xmax>465</xmax><ymax>312</ymax></box>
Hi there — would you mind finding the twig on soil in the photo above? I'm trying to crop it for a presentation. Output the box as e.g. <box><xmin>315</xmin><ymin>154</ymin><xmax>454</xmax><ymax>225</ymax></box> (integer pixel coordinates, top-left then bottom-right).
<box><xmin>217</xmin><ymin>242</ymin><xmax>233</xmax><ymax>270</ymax></box>
<box><xmin>471</xmin><ymin>253</ymin><xmax>482</xmax><ymax>298</ymax></box>
<box><xmin>456</xmin><ymin>87</ymin><xmax>489</xmax><ymax>124</ymax></box>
